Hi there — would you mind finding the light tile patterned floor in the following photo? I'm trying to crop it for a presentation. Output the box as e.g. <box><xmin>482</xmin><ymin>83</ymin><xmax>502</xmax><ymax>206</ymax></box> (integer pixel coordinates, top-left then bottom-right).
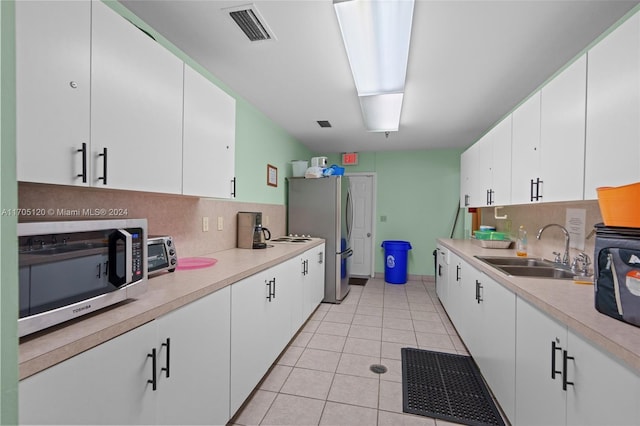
<box><xmin>231</xmin><ymin>278</ymin><xmax>468</xmax><ymax>426</ymax></box>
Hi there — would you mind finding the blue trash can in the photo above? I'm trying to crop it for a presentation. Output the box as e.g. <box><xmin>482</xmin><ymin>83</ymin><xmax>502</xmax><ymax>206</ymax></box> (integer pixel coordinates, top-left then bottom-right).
<box><xmin>381</xmin><ymin>240</ymin><xmax>412</xmax><ymax>284</ymax></box>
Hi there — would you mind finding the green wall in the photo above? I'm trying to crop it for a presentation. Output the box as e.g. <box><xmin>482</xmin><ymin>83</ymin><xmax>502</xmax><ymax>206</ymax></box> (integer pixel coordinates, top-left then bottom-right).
<box><xmin>325</xmin><ymin>150</ymin><xmax>463</xmax><ymax>277</ymax></box>
<box><xmin>0</xmin><ymin>0</ymin><xmax>18</xmax><ymax>423</ymax></box>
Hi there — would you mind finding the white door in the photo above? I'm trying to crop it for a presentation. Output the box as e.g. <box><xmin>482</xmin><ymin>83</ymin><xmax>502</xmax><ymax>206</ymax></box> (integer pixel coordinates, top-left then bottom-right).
<box><xmin>20</xmin><ymin>322</ymin><xmax>158</xmax><ymax>425</ymax></box>
<box><xmin>15</xmin><ymin>0</ymin><xmax>91</xmax><ymax>186</ymax></box>
<box><xmin>156</xmin><ymin>287</ymin><xmax>231</xmax><ymax>425</ymax></box>
<box><xmin>348</xmin><ymin>174</ymin><xmax>375</xmax><ymax>277</ymax></box>
<box><xmin>515</xmin><ymin>297</ymin><xmax>567</xmax><ymax>426</ymax></box>
<box><xmin>91</xmin><ymin>0</ymin><xmax>183</xmax><ymax>193</ymax></box>
<box><xmin>585</xmin><ymin>12</ymin><xmax>640</xmax><ymax>199</ymax></box>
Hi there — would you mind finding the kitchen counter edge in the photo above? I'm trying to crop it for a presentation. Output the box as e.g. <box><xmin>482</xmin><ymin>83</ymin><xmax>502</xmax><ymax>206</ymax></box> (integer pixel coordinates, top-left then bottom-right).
<box><xmin>18</xmin><ymin>240</ymin><xmax>325</xmax><ymax>380</ymax></box>
<box><xmin>438</xmin><ymin>238</ymin><xmax>640</xmax><ymax>374</ymax></box>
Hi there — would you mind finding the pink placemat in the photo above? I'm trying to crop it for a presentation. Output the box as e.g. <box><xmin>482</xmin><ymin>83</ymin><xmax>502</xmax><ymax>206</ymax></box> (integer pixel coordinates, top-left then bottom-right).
<box><xmin>176</xmin><ymin>257</ymin><xmax>218</xmax><ymax>270</ymax></box>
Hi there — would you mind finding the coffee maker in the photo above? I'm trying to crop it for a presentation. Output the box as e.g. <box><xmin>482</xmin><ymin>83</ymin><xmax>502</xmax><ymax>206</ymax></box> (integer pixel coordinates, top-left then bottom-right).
<box><xmin>237</xmin><ymin>212</ymin><xmax>271</xmax><ymax>249</ymax></box>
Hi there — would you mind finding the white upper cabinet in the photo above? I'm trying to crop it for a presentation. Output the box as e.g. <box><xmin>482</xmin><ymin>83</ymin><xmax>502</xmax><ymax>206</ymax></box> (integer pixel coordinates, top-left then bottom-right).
<box><xmin>183</xmin><ymin>65</ymin><xmax>236</xmax><ymax>198</ymax></box>
<box><xmin>511</xmin><ymin>92</ymin><xmax>541</xmax><ymax>204</ymax></box>
<box><xmin>16</xmin><ymin>0</ymin><xmax>91</xmax><ymax>186</ymax></box>
<box><xmin>489</xmin><ymin>116</ymin><xmax>513</xmax><ymax>206</ymax></box>
<box><xmin>91</xmin><ymin>0</ymin><xmax>184</xmax><ymax>194</ymax></box>
<box><xmin>511</xmin><ymin>55</ymin><xmax>587</xmax><ymax>205</ymax></box>
<box><xmin>460</xmin><ymin>143</ymin><xmax>479</xmax><ymax>207</ymax></box>
<box><xmin>585</xmin><ymin>13</ymin><xmax>640</xmax><ymax>199</ymax></box>
<box><xmin>540</xmin><ymin>55</ymin><xmax>587</xmax><ymax>203</ymax></box>
<box><xmin>475</xmin><ymin>116</ymin><xmax>512</xmax><ymax>207</ymax></box>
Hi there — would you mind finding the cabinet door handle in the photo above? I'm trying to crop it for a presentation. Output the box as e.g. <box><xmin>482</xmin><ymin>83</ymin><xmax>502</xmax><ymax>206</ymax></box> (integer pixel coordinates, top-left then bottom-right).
<box><xmin>266</xmin><ymin>278</ymin><xmax>276</xmax><ymax>301</ymax></box>
<box><xmin>438</xmin><ymin>264</ymin><xmax>442</xmax><ymax>277</ymax></box>
<box><xmin>231</xmin><ymin>177</ymin><xmax>236</xmax><ymax>198</ymax></box>
<box><xmin>551</xmin><ymin>340</ymin><xmax>563</xmax><ymax>380</ymax></box>
<box><xmin>530</xmin><ymin>179</ymin><xmax>535</xmax><ymax>202</ymax></box>
<box><xmin>305</xmin><ymin>259</ymin><xmax>309</xmax><ymax>275</ymax></box>
<box><xmin>77</xmin><ymin>142</ymin><xmax>87</xmax><ymax>183</ymax></box>
<box><xmin>456</xmin><ymin>265</ymin><xmax>461</xmax><ymax>282</ymax></box>
<box><xmin>161</xmin><ymin>338</ymin><xmax>170</xmax><ymax>378</ymax></box>
<box><xmin>147</xmin><ymin>348</ymin><xmax>157</xmax><ymax>391</ymax></box>
<box><xmin>562</xmin><ymin>350</ymin><xmax>575</xmax><ymax>391</ymax></box>
<box><xmin>464</xmin><ymin>194</ymin><xmax>470</xmax><ymax>207</ymax></box>
<box><xmin>476</xmin><ymin>280</ymin><xmax>483</xmax><ymax>303</ymax></box>
<box><xmin>531</xmin><ymin>177</ymin><xmax>543</xmax><ymax>201</ymax></box>
<box><xmin>266</xmin><ymin>279</ymin><xmax>272</xmax><ymax>301</ymax></box>
<box><xmin>318</xmin><ymin>252</ymin><xmax>323</xmax><ymax>264</ymax></box>
<box><xmin>536</xmin><ymin>178</ymin><xmax>543</xmax><ymax>201</ymax></box>
<box><xmin>98</xmin><ymin>147</ymin><xmax>108</xmax><ymax>185</ymax></box>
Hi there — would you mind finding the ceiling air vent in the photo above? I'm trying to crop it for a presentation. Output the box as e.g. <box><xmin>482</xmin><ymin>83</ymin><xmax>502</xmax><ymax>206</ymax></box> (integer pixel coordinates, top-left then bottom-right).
<box><xmin>226</xmin><ymin>4</ymin><xmax>275</xmax><ymax>42</ymax></box>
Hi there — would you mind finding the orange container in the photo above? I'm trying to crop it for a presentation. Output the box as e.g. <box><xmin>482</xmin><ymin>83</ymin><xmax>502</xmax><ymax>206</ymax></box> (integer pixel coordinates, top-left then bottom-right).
<box><xmin>596</xmin><ymin>182</ymin><xmax>640</xmax><ymax>227</ymax></box>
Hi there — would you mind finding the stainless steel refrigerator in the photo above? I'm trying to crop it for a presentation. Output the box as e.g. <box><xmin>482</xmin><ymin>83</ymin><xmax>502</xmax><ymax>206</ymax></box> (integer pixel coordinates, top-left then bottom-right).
<box><xmin>288</xmin><ymin>176</ymin><xmax>353</xmax><ymax>303</ymax></box>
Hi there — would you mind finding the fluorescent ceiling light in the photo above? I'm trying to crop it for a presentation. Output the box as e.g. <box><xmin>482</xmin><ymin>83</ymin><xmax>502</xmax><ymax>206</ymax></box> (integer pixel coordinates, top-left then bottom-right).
<box><xmin>359</xmin><ymin>93</ymin><xmax>404</xmax><ymax>132</ymax></box>
<box><xmin>334</xmin><ymin>0</ymin><xmax>414</xmax><ymax>132</ymax></box>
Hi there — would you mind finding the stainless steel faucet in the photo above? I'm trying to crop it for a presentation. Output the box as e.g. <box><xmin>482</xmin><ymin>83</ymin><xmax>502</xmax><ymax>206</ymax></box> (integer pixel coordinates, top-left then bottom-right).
<box><xmin>536</xmin><ymin>224</ymin><xmax>571</xmax><ymax>265</ymax></box>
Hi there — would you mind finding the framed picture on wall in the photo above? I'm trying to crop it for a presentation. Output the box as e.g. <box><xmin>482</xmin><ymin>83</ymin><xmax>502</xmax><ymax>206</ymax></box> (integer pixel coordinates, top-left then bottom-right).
<box><xmin>267</xmin><ymin>164</ymin><xmax>278</xmax><ymax>187</ymax></box>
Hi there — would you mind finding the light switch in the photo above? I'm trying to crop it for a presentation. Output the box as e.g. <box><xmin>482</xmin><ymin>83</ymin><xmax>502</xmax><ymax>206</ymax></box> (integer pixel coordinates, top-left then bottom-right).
<box><xmin>217</xmin><ymin>216</ymin><xmax>224</xmax><ymax>231</ymax></box>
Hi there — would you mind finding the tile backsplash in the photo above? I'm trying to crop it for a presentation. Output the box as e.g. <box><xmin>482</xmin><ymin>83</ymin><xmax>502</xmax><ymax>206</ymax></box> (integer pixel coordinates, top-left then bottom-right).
<box><xmin>479</xmin><ymin>200</ymin><xmax>603</xmax><ymax>264</ymax></box>
<box><xmin>18</xmin><ymin>183</ymin><xmax>286</xmax><ymax>257</ymax></box>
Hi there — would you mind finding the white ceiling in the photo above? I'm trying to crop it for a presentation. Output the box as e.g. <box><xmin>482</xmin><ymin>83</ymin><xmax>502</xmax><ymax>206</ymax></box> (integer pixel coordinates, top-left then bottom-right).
<box><xmin>120</xmin><ymin>0</ymin><xmax>639</xmax><ymax>154</ymax></box>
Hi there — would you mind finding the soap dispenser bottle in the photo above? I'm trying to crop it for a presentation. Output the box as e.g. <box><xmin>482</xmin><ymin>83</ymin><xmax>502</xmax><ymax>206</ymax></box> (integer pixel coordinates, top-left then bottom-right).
<box><xmin>516</xmin><ymin>225</ymin><xmax>528</xmax><ymax>257</ymax></box>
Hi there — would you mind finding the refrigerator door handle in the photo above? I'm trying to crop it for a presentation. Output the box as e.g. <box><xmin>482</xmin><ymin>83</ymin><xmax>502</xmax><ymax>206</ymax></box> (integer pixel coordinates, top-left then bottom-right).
<box><xmin>346</xmin><ymin>189</ymin><xmax>354</xmax><ymax>242</ymax></box>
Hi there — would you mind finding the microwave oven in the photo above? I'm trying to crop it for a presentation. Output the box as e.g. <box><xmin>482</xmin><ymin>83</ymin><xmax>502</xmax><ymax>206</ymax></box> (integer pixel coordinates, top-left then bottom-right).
<box><xmin>18</xmin><ymin>219</ymin><xmax>148</xmax><ymax>337</ymax></box>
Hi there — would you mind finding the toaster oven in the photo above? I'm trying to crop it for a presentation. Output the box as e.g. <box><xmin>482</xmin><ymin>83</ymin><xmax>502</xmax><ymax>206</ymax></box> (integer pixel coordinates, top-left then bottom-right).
<box><xmin>148</xmin><ymin>236</ymin><xmax>177</xmax><ymax>275</ymax></box>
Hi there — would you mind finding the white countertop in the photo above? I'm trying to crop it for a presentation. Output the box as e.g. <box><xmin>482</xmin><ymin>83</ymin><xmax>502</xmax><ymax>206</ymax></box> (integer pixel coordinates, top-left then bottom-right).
<box><xmin>19</xmin><ymin>239</ymin><xmax>324</xmax><ymax>380</ymax></box>
<box><xmin>438</xmin><ymin>238</ymin><xmax>640</xmax><ymax>373</ymax></box>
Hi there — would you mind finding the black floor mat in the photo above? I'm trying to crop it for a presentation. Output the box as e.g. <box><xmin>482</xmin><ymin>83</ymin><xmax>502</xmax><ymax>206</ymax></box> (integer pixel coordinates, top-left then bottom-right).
<box><xmin>349</xmin><ymin>277</ymin><xmax>368</xmax><ymax>286</ymax></box>
<box><xmin>401</xmin><ymin>348</ymin><xmax>505</xmax><ymax>426</ymax></box>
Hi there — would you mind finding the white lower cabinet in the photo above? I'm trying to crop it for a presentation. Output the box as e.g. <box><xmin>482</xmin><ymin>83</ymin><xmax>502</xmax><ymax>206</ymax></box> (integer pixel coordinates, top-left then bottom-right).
<box><xmin>20</xmin><ymin>321</ymin><xmax>157</xmax><ymax>425</ymax></box>
<box><xmin>155</xmin><ymin>287</ymin><xmax>231</xmax><ymax>425</ymax></box>
<box><xmin>20</xmin><ymin>245</ymin><xmax>325</xmax><ymax>424</ymax></box>
<box><xmin>442</xmin><ymin>256</ymin><xmax>516</xmax><ymax>421</ymax></box>
<box><xmin>515</xmin><ymin>297</ymin><xmax>568</xmax><ymax>426</ymax></box>
<box><xmin>440</xmin><ymin>250</ymin><xmax>640</xmax><ymax>426</ymax></box>
<box><xmin>19</xmin><ymin>287</ymin><xmax>230</xmax><ymax>425</ymax></box>
<box><xmin>516</xmin><ymin>297</ymin><xmax>640</xmax><ymax>426</ymax></box>
<box><xmin>301</xmin><ymin>244</ymin><xmax>326</xmax><ymax>322</ymax></box>
<box><xmin>472</xmin><ymin>273</ymin><xmax>516</xmax><ymax>421</ymax></box>
<box><xmin>230</xmin><ymin>244</ymin><xmax>325</xmax><ymax>415</ymax></box>
<box><xmin>435</xmin><ymin>245</ymin><xmax>450</xmax><ymax>310</ymax></box>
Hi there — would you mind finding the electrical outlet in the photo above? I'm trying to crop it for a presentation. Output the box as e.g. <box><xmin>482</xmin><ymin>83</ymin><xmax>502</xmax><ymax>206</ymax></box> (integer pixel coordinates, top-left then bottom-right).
<box><xmin>202</xmin><ymin>217</ymin><xmax>209</xmax><ymax>232</ymax></box>
<box><xmin>217</xmin><ymin>216</ymin><xmax>224</xmax><ymax>231</ymax></box>
<box><xmin>265</xmin><ymin>215</ymin><xmax>270</xmax><ymax>226</ymax></box>
<box><xmin>380</xmin><ymin>215</ymin><xmax>387</xmax><ymax>222</ymax></box>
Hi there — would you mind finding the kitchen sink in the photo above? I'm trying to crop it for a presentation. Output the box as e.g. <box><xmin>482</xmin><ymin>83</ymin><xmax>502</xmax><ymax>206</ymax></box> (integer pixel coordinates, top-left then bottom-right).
<box><xmin>476</xmin><ymin>256</ymin><xmax>556</xmax><ymax>268</ymax></box>
<box><xmin>475</xmin><ymin>256</ymin><xmax>575</xmax><ymax>280</ymax></box>
<box><xmin>497</xmin><ymin>266</ymin><xmax>576</xmax><ymax>279</ymax></box>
